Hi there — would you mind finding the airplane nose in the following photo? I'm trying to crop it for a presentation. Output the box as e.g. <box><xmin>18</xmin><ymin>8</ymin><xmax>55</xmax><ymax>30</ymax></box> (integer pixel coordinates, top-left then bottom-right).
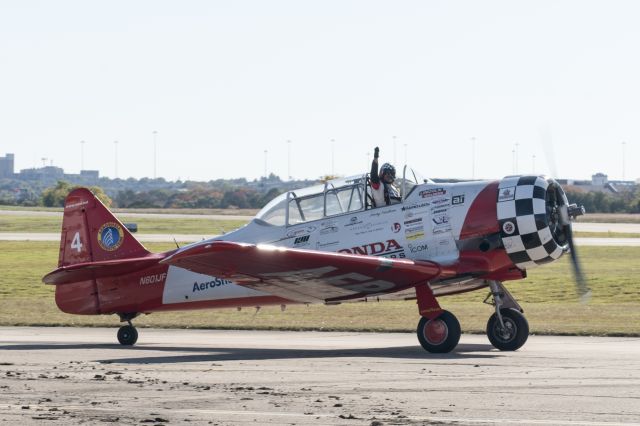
<box><xmin>496</xmin><ymin>175</ymin><xmax>568</xmax><ymax>270</ymax></box>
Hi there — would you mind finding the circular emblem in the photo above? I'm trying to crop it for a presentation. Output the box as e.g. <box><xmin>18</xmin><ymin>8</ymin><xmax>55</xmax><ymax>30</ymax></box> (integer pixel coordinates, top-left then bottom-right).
<box><xmin>98</xmin><ymin>222</ymin><xmax>124</xmax><ymax>251</ymax></box>
<box><xmin>502</xmin><ymin>221</ymin><xmax>516</xmax><ymax>235</ymax></box>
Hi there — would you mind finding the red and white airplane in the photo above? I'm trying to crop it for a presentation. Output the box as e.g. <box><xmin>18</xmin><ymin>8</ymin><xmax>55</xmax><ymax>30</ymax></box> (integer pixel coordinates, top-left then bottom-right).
<box><xmin>43</xmin><ymin>166</ymin><xmax>586</xmax><ymax>353</ymax></box>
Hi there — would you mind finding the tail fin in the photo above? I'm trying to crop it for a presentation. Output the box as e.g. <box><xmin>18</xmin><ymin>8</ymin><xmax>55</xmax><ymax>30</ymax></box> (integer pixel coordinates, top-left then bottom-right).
<box><xmin>58</xmin><ymin>188</ymin><xmax>149</xmax><ymax>267</ymax></box>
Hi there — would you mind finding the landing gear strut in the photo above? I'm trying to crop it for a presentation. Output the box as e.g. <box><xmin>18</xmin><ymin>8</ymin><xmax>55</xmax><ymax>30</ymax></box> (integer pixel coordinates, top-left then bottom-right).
<box><xmin>485</xmin><ymin>281</ymin><xmax>529</xmax><ymax>351</ymax></box>
<box><xmin>415</xmin><ymin>284</ymin><xmax>461</xmax><ymax>353</ymax></box>
<box><xmin>117</xmin><ymin>313</ymin><xmax>139</xmax><ymax>346</ymax></box>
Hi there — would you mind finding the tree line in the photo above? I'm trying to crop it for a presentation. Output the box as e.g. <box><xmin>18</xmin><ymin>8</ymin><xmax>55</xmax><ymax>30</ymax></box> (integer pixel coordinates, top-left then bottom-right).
<box><xmin>33</xmin><ymin>181</ymin><xmax>283</xmax><ymax>209</ymax></box>
<box><xmin>3</xmin><ymin>180</ymin><xmax>640</xmax><ymax>213</ymax></box>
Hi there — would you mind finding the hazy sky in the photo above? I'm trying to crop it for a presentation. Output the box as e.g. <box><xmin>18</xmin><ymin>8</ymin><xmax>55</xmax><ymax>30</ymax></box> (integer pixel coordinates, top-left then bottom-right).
<box><xmin>1</xmin><ymin>1</ymin><xmax>639</xmax><ymax>182</ymax></box>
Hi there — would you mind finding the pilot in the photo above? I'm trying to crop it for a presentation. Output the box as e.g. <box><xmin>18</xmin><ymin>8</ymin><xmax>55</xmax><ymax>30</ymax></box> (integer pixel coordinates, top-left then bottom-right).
<box><xmin>370</xmin><ymin>146</ymin><xmax>400</xmax><ymax>207</ymax></box>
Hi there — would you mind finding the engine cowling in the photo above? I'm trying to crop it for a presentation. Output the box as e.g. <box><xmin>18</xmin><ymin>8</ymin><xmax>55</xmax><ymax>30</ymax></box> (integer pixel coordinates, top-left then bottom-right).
<box><xmin>496</xmin><ymin>175</ymin><xmax>570</xmax><ymax>270</ymax></box>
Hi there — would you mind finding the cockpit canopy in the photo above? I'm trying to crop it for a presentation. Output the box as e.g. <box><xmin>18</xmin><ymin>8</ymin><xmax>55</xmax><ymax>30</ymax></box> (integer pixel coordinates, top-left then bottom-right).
<box><xmin>256</xmin><ymin>167</ymin><xmax>431</xmax><ymax>226</ymax></box>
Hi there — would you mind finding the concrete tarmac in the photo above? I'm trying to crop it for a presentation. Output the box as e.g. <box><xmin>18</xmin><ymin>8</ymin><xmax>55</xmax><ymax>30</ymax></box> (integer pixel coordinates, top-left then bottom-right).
<box><xmin>1</xmin><ymin>327</ymin><xmax>639</xmax><ymax>425</ymax></box>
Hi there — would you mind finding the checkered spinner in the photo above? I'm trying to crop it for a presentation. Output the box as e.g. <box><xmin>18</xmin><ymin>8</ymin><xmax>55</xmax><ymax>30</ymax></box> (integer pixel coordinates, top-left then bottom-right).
<box><xmin>497</xmin><ymin>176</ymin><xmax>566</xmax><ymax>270</ymax></box>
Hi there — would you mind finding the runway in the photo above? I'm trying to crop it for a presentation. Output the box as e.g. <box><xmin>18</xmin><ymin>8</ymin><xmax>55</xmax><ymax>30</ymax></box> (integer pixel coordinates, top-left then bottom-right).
<box><xmin>1</xmin><ymin>327</ymin><xmax>639</xmax><ymax>425</ymax></box>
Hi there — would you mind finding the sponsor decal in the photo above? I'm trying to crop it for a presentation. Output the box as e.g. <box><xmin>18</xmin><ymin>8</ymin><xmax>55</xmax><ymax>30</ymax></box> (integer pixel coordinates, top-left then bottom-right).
<box><xmin>498</xmin><ymin>187</ymin><xmax>516</xmax><ymax>202</ymax></box>
<box><xmin>316</xmin><ymin>240</ymin><xmax>339</xmax><ymax>249</ymax></box>
<box><xmin>406</xmin><ymin>231</ymin><xmax>426</xmax><ymax>241</ymax></box>
<box><xmin>285</xmin><ymin>226</ymin><xmax>316</xmax><ymax>238</ymax></box>
<box><xmin>452</xmin><ymin>194</ymin><xmax>465</xmax><ymax>205</ymax></box>
<box><xmin>408</xmin><ymin>243</ymin><xmax>428</xmax><ymax>253</ymax></box>
<box><xmin>430</xmin><ymin>197</ymin><xmax>450</xmax><ymax>206</ymax></box>
<box><xmin>319</xmin><ymin>220</ymin><xmax>338</xmax><ymax>235</ymax></box>
<box><xmin>431</xmin><ymin>208</ymin><xmax>448</xmax><ymax>215</ymax></box>
<box><xmin>320</xmin><ymin>225</ymin><xmax>338</xmax><ymax>235</ymax></box>
<box><xmin>404</xmin><ymin>217</ymin><xmax>423</xmax><ymax>225</ymax></box>
<box><xmin>402</xmin><ymin>201</ymin><xmax>431</xmax><ymax>211</ymax></box>
<box><xmin>192</xmin><ymin>277</ymin><xmax>234</xmax><ymax>292</ymax></box>
<box><xmin>65</xmin><ymin>200</ymin><xmax>89</xmax><ymax>210</ymax></box>
<box><xmin>338</xmin><ymin>239</ymin><xmax>403</xmax><ymax>256</ymax></box>
<box><xmin>432</xmin><ymin>214</ymin><xmax>450</xmax><ymax>226</ymax></box>
<box><xmin>140</xmin><ymin>273</ymin><xmax>167</xmax><ymax>286</ymax></box>
<box><xmin>503</xmin><ymin>221</ymin><xmax>516</xmax><ymax>235</ymax></box>
<box><xmin>345</xmin><ymin>216</ymin><xmax>364</xmax><ymax>227</ymax></box>
<box><xmin>419</xmin><ymin>188</ymin><xmax>446</xmax><ymax>199</ymax></box>
<box><xmin>97</xmin><ymin>222</ymin><xmax>124</xmax><ymax>251</ymax></box>
<box><xmin>391</xmin><ymin>223</ymin><xmax>401</xmax><ymax>233</ymax></box>
<box><xmin>294</xmin><ymin>235</ymin><xmax>311</xmax><ymax>247</ymax></box>
<box><xmin>432</xmin><ymin>211</ymin><xmax>452</xmax><ymax>234</ymax></box>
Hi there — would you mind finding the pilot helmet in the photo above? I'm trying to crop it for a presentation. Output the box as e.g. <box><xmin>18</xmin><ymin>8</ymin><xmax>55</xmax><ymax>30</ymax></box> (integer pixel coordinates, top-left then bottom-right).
<box><xmin>380</xmin><ymin>163</ymin><xmax>396</xmax><ymax>180</ymax></box>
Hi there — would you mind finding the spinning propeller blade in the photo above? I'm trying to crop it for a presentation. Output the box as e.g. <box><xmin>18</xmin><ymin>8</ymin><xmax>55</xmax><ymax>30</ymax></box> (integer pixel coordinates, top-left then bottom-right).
<box><xmin>564</xmin><ymin>222</ymin><xmax>591</xmax><ymax>303</ymax></box>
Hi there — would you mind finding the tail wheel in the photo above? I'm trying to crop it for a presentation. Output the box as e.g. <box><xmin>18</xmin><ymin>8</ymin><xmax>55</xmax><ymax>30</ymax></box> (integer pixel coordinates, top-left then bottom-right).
<box><xmin>117</xmin><ymin>325</ymin><xmax>138</xmax><ymax>346</ymax></box>
<box><xmin>417</xmin><ymin>310</ymin><xmax>461</xmax><ymax>353</ymax></box>
<box><xmin>486</xmin><ymin>308</ymin><xmax>529</xmax><ymax>351</ymax></box>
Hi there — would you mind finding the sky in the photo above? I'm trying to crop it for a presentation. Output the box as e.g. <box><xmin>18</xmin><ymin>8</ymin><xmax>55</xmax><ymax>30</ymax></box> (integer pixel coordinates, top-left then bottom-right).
<box><xmin>1</xmin><ymin>1</ymin><xmax>639</xmax><ymax>182</ymax></box>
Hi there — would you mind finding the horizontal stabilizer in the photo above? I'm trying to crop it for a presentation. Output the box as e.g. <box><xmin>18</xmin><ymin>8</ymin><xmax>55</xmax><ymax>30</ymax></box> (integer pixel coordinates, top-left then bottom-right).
<box><xmin>43</xmin><ymin>253</ymin><xmax>166</xmax><ymax>285</ymax></box>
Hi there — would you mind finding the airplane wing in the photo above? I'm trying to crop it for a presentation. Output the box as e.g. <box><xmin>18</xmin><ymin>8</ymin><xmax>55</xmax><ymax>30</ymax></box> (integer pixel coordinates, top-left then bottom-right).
<box><xmin>161</xmin><ymin>241</ymin><xmax>443</xmax><ymax>303</ymax></box>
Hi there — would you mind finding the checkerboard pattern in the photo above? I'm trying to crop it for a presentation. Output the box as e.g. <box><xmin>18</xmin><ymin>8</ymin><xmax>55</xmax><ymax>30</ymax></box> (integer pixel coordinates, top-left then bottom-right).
<box><xmin>497</xmin><ymin>176</ymin><xmax>566</xmax><ymax>270</ymax></box>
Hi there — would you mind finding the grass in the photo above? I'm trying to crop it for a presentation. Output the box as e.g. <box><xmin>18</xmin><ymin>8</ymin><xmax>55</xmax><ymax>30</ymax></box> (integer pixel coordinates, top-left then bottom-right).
<box><xmin>574</xmin><ymin>231</ymin><xmax>639</xmax><ymax>238</ymax></box>
<box><xmin>576</xmin><ymin>213</ymin><xmax>640</xmax><ymax>224</ymax></box>
<box><xmin>0</xmin><ymin>241</ymin><xmax>639</xmax><ymax>335</ymax></box>
<box><xmin>0</xmin><ymin>215</ymin><xmax>249</xmax><ymax>234</ymax></box>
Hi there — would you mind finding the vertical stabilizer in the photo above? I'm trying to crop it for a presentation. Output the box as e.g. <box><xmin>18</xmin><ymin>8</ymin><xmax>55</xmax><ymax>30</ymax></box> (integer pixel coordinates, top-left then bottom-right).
<box><xmin>58</xmin><ymin>188</ymin><xmax>149</xmax><ymax>267</ymax></box>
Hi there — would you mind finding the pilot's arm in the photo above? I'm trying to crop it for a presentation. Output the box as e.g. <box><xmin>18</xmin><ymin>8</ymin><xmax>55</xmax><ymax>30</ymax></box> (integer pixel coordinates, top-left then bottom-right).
<box><xmin>369</xmin><ymin>147</ymin><xmax>386</xmax><ymax>207</ymax></box>
<box><xmin>370</xmin><ymin>147</ymin><xmax>380</xmax><ymax>186</ymax></box>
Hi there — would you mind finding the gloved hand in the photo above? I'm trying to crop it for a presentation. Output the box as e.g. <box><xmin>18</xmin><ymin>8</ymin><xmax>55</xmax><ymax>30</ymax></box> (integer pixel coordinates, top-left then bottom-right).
<box><xmin>374</xmin><ymin>147</ymin><xmax>379</xmax><ymax>159</ymax></box>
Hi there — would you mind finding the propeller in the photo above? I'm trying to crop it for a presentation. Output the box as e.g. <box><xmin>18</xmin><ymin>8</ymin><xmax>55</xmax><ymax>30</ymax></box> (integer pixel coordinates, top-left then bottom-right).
<box><xmin>560</xmin><ymin>204</ymin><xmax>591</xmax><ymax>302</ymax></box>
<box><xmin>540</xmin><ymin>125</ymin><xmax>591</xmax><ymax>302</ymax></box>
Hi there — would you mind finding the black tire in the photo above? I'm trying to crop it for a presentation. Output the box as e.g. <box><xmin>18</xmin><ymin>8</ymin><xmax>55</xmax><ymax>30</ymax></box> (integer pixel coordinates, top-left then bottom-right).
<box><xmin>117</xmin><ymin>325</ymin><xmax>138</xmax><ymax>346</ymax></box>
<box><xmin>486</xmin><ymin>308</ymin><xmax>529</xmax><ymax>351</ymax></box>
<box><xmin>417</xmin><ymin>310</ymin><xmax>461</xmax><ymax>353</ymax></box>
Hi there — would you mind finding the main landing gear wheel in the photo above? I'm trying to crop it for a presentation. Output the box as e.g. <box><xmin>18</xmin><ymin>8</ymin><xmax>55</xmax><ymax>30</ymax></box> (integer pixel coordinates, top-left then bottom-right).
<box><xmin>117</xmin><ymin>324</ymin><xmax>138</xmax><ymax>346</ymax></box>
<box><xmin>486</xmin><ymin>308</ymin><xmax>529</xmax><ymax>351</ymax></box>
<box><xmin>417</xmin><ymin>310</ymin><xmax>461</xmax><ymax>353</ymax></box>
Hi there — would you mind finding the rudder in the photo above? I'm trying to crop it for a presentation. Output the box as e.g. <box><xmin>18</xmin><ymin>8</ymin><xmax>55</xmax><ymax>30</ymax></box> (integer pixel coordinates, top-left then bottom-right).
<box><xmin>58</xmin><ymin>188</ymin><xmax>149</xmax><ymax>267</ymax></box>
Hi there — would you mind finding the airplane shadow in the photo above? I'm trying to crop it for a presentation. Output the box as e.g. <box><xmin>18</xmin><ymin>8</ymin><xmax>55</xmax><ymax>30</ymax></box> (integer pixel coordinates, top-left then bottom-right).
<box><xmin>0</xmin><ymin>342</ymin><xmax>499</xmax><ymax>364</ymax></box>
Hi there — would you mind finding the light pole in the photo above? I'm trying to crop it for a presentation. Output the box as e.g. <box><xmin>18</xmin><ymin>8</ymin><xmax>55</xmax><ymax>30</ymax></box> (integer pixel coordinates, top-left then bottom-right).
<box><xmin>114</xmin><ymin>140</ymin><xmax>119</xmax><ymax>178</ymax></box>
<box><xmin>80</xmin><ymin>140</ymin><xmax>86</xmax><ymax>171</ymax></box>
<box><xmin>403</xmin><ymin>143</ymin><xmax>408</xmax><ymax>165</ymax></box>
<box><xmin>532</xmin><ymin>154</ymin><xmax>536</xmax><ymax>174</ymax></box>
<box><xmin>393</xmin><ymin>136</ymin><xmax>397</xmax><ymax>166</ymax></box>
<box><xmin>622</xmin><ymin>141</ymin><xmax>627</xmax><ymax>181</ymax></box>
<box><xmin>152</xmin><ymin>131</ymin><xmax>158</xmax><ymax>179</ymax></box>
<box><xmin>264</xmin><ymin>150</ymin><xmax>268</xmax><ymax>179</ymax></box>
<box><xmin>287</xmin><ymin>140</ymin><xmax>292</xmax><ymax>180</ymax></box>
<box><xmin>471</xmin><ymin>136</ymin><xmax>476</xmax><ymax>179</ymax></box>
<box><xmin>331</xmin><ymin>139</ymin><xmax>335</xmax><ymax>176</ymax></box>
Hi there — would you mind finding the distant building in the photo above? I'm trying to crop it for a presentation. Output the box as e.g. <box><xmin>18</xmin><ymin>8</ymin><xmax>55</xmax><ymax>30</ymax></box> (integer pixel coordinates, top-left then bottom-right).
<box><xmin>19</xmin><ymin>166</ymin><xmax>64</xmax><ymax>179</ymax></box>
<box><xmin>80</xmin><ymin>170</ymin><xmax>100</xmax><ymax>180</ymax></box>
<box><xmin>0</xmin><ymin>153</ymin><xmax>14</xmax><ymax>177</ymax></box>
<box><xmin>591</xmin><ymin>173</ymin><xmax>608</xmax><ymax>186</ymax></box>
